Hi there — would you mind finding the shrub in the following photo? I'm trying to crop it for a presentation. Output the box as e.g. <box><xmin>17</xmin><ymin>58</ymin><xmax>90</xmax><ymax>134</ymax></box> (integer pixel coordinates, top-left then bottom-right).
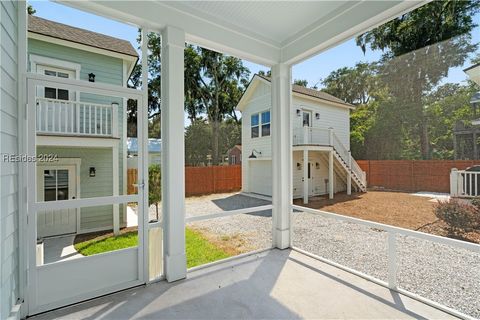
<box><xmin>434</xmin><ymin>199</ymin><xmax>480</xmax><ymax>234</ymax></box>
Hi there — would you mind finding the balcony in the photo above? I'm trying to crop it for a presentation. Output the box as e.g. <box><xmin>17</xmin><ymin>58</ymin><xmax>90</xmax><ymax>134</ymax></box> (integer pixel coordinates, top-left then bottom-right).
<box><xmin>36</xmin><ymin>97</ymin><xmax>119</xmax><ymax>138</ymax></box>
<box><xmin>293</xmin><ymin>126</ymin><xmax>367</xmax><ymax>191</ymax></box>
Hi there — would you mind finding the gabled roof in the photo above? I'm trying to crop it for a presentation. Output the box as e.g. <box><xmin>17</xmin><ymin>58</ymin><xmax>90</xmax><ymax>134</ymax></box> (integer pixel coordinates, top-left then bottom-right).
<box><xmin>237</xmin><ymin>74</ymin><xmax>354</xmax><ymax>112</ymax></box>
<box><xmin>465</xmin><ymin>63</ymin><xmax>480</xmax><ymax>86</ymax></box>
<box><xmin>227</xmin><ymin>145</ymin><xmax>242</xmax><ymax>153</ymax></box>
<box><xmin>28</xmin><ymin>15</ymin><xmax>138</xmax><ymax>58</ymax></box>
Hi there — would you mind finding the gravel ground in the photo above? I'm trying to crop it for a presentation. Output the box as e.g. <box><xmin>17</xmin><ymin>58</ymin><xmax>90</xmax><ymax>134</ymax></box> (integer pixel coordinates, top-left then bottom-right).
<box><xmin>133</xmin><ymin>192</ymin><xmax>480</xmax><ymax>318</ymax></box>
<box><xmin>187</xmin><ymin>193</ymin><xmax>273</xmax><ymax>253</ymax></box>
<box><xmin>292</xmin><ymin>212</ymin><xmax>480</xmax><ymax>319</ymax></box>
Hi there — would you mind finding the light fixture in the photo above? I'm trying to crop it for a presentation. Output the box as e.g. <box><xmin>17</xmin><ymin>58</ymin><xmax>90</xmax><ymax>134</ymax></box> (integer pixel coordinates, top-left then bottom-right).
<box><xmin>315</xmin><ymin>113</ymin><xmax>320</xmax><ymax>120</ymax></box>
<box><xmin>89</xmin><ymin>167</ymin><xmax>96</xmax><ymax>177</ymax></box>
<box><xmin>249</xmin><ymin>149</ymin><xmax>262</xmax><ymax>159</ymax></box>
<box><xmin>297</xmin><ymin>162</ymin><xmax>302</xmax><ymax>170</ymax></box>
<box><xmin>296</xmin><ymin>109</ymin><xmax>301</xmax><ymax>117</ymax></box>
<box><xmin>88</xmin><ymin>73</ymin><xmax>96</xmax><ymax>82</ymax></box>
<box><xmin>315</xmin><ymin>162</ymin><xmax>320</xmax><ymax>169</ymax></box>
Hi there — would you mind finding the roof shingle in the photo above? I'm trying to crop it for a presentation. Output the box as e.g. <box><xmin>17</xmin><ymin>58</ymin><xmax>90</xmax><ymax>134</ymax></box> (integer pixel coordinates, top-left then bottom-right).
<box><xmin>257</xmin><ymin>74</ymin><xmax>353</xmax><ymax>108</ymax></box>
<box><xmin>28</xmin><ymin>15</ymin><xmax>138</xmax><ymax>57</ymax></box>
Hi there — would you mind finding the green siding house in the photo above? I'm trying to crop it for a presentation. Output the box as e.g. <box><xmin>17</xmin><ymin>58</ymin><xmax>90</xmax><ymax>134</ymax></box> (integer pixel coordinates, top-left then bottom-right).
<box><xmin>28</xmin><ymin>16</ymin><xmax>138</xmax><ymax>237</ymax></box>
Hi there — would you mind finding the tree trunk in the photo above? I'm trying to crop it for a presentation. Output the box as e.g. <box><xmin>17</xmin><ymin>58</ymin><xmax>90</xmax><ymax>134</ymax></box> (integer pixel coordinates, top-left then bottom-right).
<box><xmin>420</xmin><ymin>119</ymin><xmax>430</xmax><ymax>159</ymax></box>
<box><xmin>211</xmin><ymin>120</ymin><xmax>220</xmax><ymax>165</ymax></box>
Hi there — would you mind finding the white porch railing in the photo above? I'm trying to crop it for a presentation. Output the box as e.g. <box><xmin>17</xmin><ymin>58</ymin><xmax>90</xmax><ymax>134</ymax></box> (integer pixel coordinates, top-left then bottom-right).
<box><xmin>293</xmin><ymin>126</ymin><xmax>367</xmax><ymax>190</ymax></box>
<box><xmin>36</xmin><ymin>97</ymin><xmax>119</xmax><ymax>138</ymax></box>
<box><xmin>292</xmin><ymin>204</ymin><xmax>480</xmax><ymax>320</ymax></box>
<box><xmin>450</xmin><ymin>169</ymin><xmax>480</xmax><ymax>198</ymax></box>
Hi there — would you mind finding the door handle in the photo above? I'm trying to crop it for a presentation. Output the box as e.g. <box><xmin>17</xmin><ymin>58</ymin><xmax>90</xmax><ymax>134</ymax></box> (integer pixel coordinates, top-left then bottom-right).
<box><xmin>72</xmin><ymin>196</ymin><xmax>76</xmax><ymax>199</ymax></box>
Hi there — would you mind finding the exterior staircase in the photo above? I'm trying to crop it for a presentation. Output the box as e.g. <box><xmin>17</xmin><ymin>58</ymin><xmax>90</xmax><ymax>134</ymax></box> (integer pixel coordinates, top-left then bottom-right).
<box><xmin>293</xmin><ymin>126</ymin><xmax>367</xmax><ymax>192</ymax></box>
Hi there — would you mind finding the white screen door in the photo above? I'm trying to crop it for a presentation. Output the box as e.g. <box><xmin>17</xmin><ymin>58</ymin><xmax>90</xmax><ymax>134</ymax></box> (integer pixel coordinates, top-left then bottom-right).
<box><xmin>26</xmin><ymin>75</ymin><xmax>148</xmax><ymax>316</ymax></box>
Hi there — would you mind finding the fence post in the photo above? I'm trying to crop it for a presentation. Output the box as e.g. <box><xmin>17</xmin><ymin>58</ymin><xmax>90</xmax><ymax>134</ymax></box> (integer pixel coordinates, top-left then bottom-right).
<box><xmin>387</xmin><ymin>231</ymin><xmax>397</xmax><ymax>290</ymax></box>
<box><xmin>450</xmin><ymin>168</ymin><xmax>458</xmax><ymax>197</ymax></box>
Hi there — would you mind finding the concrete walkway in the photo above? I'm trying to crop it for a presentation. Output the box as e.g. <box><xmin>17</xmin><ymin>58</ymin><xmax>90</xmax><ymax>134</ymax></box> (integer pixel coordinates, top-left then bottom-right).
<box><xmin>31</xmin><ymin>249</ymin><xmax>454</xmax><ymax>319</ymax></box>
<box><xmin>42</xmin><ymin>235</ymin><xmax>83</xmax><ymax>264</ymax></box>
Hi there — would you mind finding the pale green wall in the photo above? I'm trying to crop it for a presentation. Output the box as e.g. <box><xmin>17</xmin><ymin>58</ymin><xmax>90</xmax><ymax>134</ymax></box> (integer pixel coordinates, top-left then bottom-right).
<box><xmin>37</xmin><ymin>147</ymin><xmax>126</xmax><ymax>230</ymax></box>
<box><xmin>28</xmin><ymin>38</ymin><xmax>123</xmax><ymax>85</ymax></box>
<box><xmin>29</xmin><ymin>37</ymin><xmax>130</xmax><ymax>231</ymax></box>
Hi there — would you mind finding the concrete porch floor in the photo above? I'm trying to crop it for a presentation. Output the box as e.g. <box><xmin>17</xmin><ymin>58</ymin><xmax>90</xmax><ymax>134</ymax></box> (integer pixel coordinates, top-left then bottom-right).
<box><xmin>31</xmin><ymin>249</ymin><xmax>455</xmax><ymax>319</ymax></box>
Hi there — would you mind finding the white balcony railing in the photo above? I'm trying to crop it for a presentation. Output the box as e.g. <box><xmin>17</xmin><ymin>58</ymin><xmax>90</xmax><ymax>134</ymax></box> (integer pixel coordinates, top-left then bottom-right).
<box><xmin>450</xmin><ymin>169</ymin><xmax>480</xmax><ymax>197</ymax></box>
<box><xmin>293</xmin><ymin>126</ymin><xmax>366</xmax><ymax>189</ymax></box>
<box><xmin>36</xmin><ymin>97</ymin><xmax>119</xmax><ymax>138</ymax></box>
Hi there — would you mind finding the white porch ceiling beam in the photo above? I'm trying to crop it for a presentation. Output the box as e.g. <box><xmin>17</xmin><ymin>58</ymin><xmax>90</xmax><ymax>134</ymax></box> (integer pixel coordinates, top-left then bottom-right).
<box><xmin>57</xmin><ymin>0</ymin><xmax>281</xmax><ymax>66</ymax></box>
<box><xmin>280</xmin><ymin>1</ymin><xmax>427</xmax><ymax>65</ymax></box>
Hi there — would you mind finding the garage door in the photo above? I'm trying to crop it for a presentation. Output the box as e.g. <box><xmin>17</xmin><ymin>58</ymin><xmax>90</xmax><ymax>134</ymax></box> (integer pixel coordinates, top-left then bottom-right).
<box><xmin>249</xmin><ymin>160</ymin><xmax>272</xmax><ymax>196</ymax></box>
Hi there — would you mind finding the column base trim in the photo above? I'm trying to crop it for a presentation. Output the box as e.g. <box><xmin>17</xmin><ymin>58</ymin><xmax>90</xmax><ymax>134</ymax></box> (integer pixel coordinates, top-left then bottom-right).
<box><xmin>165</xmin><ymin>253</ymin><xmax>187</xmax><ymax>282</ymax></box>
<box><xmin>274</xmin><ymin>228</ymin><xmax>290</xmax><ymax>249</ymax></box>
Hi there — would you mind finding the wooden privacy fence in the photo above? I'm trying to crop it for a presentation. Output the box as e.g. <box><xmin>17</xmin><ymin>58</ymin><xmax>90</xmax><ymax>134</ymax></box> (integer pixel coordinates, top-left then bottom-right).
<box><xmin>357</xmin><ymin>160</ymin><xmax>480</xmax><ymax>193</ymax></box>
<box><xmin>127</xmin><ymin>165</ymin><xmax>242</xmax><ymax>196</ymax></box>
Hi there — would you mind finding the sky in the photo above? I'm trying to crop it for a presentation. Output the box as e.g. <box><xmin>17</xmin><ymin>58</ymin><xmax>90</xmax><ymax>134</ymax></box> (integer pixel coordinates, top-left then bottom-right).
<box><xmin>31</xmin><ymin>1</ymin><xmax>480</xmax><ymax>89</ymax></box>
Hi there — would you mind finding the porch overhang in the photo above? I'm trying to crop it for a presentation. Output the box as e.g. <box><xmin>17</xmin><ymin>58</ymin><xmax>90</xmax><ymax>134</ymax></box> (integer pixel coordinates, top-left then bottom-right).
<box><xmin>58</xmin><ymin>0</ymin><xmax>426</xmax><ymax>66</ymax></box>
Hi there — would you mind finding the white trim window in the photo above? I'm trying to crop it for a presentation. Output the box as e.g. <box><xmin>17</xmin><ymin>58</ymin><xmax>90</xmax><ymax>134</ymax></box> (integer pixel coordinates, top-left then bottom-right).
<box><xmin>37</xmin><ymin>66</ymin><xmax>75</xmax><ymax>100</ymax></box>
<box><xmin>251</xmin><ymin>110</ymin><xmax>271</xmax><ymax>138</ymax></box>
<box><xmin>261</xmin><ymin>110</ymin><xmax>270</xmax><ymax>137</ymax></box>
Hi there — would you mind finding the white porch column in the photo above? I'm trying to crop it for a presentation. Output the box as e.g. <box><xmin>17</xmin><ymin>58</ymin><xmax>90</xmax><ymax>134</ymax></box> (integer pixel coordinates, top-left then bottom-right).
<box><xmin>303</xmin><ymin>149</ymin><xmax>308</xmax><ymax>204</ymax></box>
<box><xmin>347</xmin><ymin>150</ymin><xmax>352</xmax><ymax>195</ymax></box>
<box><xmin>113</xmin><ymin>144</ymin><xmax>119</xmax><ymax>235</ymax></box>
<box><xmin>271</xmin><ymin>63</ymin><xmax>292</xmax><ymax>249</ymax></box>
<box><xmin>161</xmin><ymin>26</ymin><xmax>186</xmax><ymax>282</ymax></box>
<box><xmin>329</xmin><ymin>150</ymin><xmax>334</xmax><ymax>199</ymax></box>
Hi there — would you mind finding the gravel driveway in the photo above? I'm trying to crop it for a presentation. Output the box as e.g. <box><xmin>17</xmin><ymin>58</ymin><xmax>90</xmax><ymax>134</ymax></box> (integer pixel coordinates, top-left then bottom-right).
<box><xmin>292</xmin><ymin>211</ymin><xmax>480</xmax><ymax>319</ymax></box>
<box><xmin>135</xmin><ymin>192</ymin><xmax>480</xmax><ymax>318</ymax></box>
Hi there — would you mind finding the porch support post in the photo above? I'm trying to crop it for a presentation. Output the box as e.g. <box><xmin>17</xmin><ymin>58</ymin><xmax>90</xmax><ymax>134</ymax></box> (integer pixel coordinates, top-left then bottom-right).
<box><xmin>347</xmin><ymin>150</ymin><xmax>352</xmax><ymax>195</ymax></box>
<box><xmin>271</xmin><ymin>63</ymin><xmax>292</xmax><ymax>249</ymax></box>
<box><xmin>329</xmin><ymin>150</ymin><xmax>334</xmax><ymax>199</ymax></box>
<box><xmin>303</xmin><ymin>149</ymin><xmax>308</xmax><ymax>204</ymax></box>
<box><xmin>474</xmin><ymin>132</ymin><xmax>478</xmax><ymax>160</ymax></box>
<box><xmin>113</xmin><ymin>144</ymin><xmax>119</xmax><ymax>235</ymax></box>
<box><xmin>161</xmin><ymin>26</ymin><xmax>186</xmax><ymax>282</ymax></box>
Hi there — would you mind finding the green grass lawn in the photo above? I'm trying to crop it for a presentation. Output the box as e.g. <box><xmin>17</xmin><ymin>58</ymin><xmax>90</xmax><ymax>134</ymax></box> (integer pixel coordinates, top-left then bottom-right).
<box><xmin>74</xmin><ymin>227</ymin><xmax>231</xmax><ymax>268</ymax></box>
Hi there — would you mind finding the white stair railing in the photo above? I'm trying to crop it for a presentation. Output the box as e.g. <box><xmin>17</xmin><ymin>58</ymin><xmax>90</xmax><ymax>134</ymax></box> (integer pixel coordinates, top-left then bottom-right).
<box><xmin>292</xmin><ymin>126</ymin><xmax>367</xmax><ymax>190</ymax></box>
<box><xmin>36</xmin><ymin>97</ymin><xmax>118</xmax><ymax>138</ymax></box>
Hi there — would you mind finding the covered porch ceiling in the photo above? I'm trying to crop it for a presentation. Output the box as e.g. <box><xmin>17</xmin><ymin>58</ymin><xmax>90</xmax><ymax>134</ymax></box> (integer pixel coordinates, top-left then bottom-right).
<box><xmin>59</xmin><ymin>0</ymin><xmax>426</xmax><ymax>66</ymax></box>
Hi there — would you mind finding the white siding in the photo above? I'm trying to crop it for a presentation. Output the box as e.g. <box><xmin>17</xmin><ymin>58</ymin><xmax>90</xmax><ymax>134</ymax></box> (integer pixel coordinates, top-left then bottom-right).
<box><xmin>292</xmin><ymin>151</ymin><xmax>346</xmax><ymax>198</ymax></box>
<box><xmin>241</xmin><ymin>79</ymin><xmax>351</xmax><ymax>195</ymax></box>
<box><xmin>1</xmin><ymin>1</ymin><xmax>20</xmax><ymax>318</ymax></box>
<box><xmin>292</xmin><ymin>95</ymin><xmax>350</xmax><ymax>149</ymax></box>
<box><xmin>241</xmin><ymin>80</ymin><xmax>272</xmax><ymax>194</ymax></box>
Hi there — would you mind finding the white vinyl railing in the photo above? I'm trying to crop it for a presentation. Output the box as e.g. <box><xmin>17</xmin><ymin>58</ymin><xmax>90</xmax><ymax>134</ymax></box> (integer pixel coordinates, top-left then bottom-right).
<box><xmin>293</xmin><ymin>126</ymin><xmax>366</xmax><ymax>188</ymax></box>
<box><xmin>292</xmin><ymin>126</ymin><xmax>330</xmax><ymax>146</ymax></box>
<box><xmin>450</xmin><ymin>169</ymin><xmax>480</xmax><ymax>198</ymax></box>
<box><xmin>36</xmin><ymin>97</ymin><xmax>119</xmax><ymax>137</ymax></box>
<box><xmin>292</xmin><ymin>204</ymin><xmax>479</xmax><ymax>320</ymax></box>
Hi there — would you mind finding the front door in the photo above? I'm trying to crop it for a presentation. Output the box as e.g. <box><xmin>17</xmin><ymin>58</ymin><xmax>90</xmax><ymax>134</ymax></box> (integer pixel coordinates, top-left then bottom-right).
<box><xmin>36</xmin><ymin>165</ymin><xmax>78</xmax><ymax>238</ymax></box>
<box><xmin>302</xmin><ymin>110</ymin><xmax>312</xmax><ymax>127</ymax></box>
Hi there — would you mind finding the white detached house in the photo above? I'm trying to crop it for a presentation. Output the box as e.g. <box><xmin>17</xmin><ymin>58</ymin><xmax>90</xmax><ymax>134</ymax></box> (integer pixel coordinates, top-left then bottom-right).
<box><xmin>237</xmin><ymin>75</ymin><xmax>367</xmax><ymax>203</ymax></box>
